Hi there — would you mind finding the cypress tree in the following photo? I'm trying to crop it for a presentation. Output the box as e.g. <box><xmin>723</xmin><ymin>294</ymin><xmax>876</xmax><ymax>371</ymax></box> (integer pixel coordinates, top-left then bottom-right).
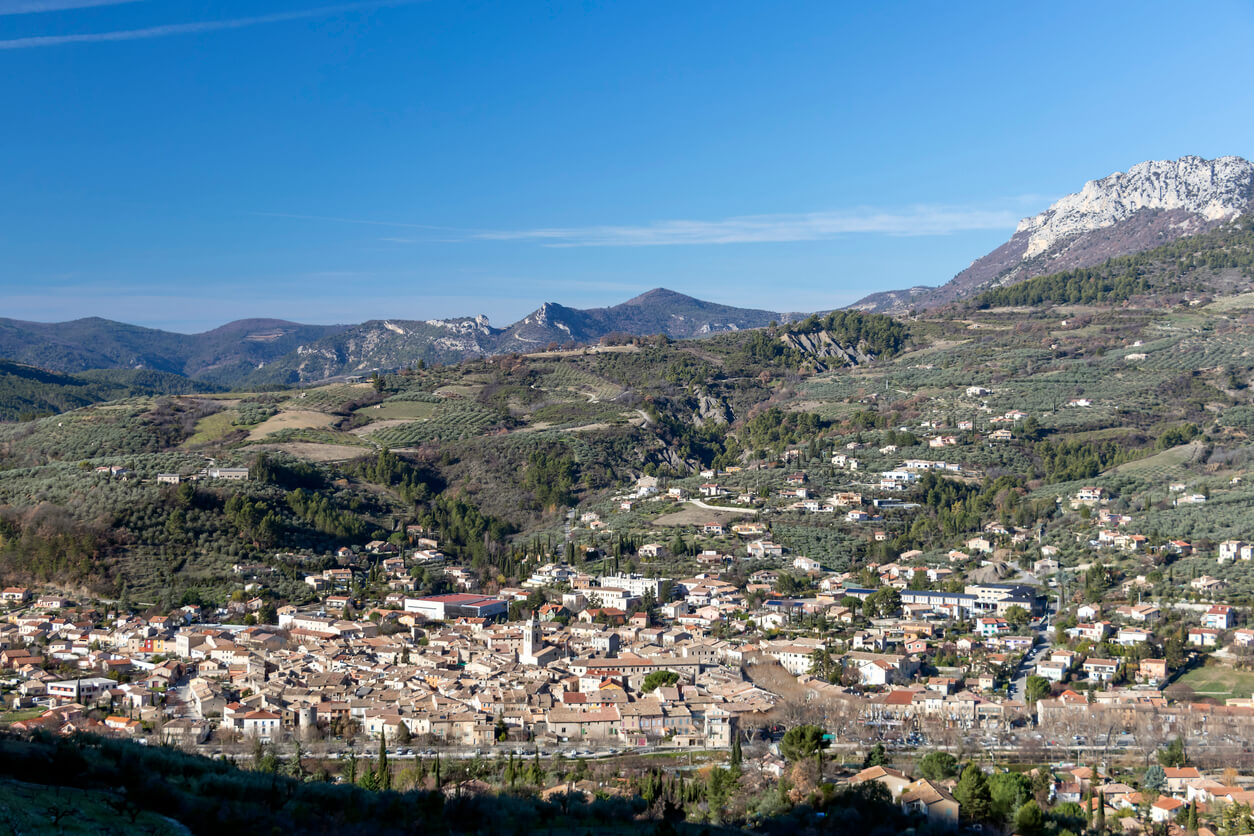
<box><xmin>377</xmin><ymin>732</ymin><xmax>390</xmax><ymax>791</ymax></box>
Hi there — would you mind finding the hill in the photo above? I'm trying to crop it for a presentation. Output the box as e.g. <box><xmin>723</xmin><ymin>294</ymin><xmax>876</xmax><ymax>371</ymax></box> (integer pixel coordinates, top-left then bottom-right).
<box><xmin>854</xmin><ymin>154</ymin><xmax>1254</xmax><ymax>313</ymax></box>
<box><xmin>0</xmin><ymin>360</ymin><xmax>221</xmax><ymax>421</ymax></box>
<box><xmin>0</xmin><ymin>317</ymin><xmax>348</xmax><ymax>382</ymax></box>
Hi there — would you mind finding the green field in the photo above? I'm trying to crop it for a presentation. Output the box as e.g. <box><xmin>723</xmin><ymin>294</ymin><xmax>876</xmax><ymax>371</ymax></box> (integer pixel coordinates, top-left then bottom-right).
<box><xmin>1176</xmin><ymin>663</ymin><xmax>1254</xmax><ymax>700</ymax></box>
<box><xmin>182</xmin><ymin>409</ymin><xmax>241</xmax><ymax>446</ymax></box>
<box><xmin>0</xmin><ymin>707</ymin><xmax>47</xmax><ymax>725</ymax></box>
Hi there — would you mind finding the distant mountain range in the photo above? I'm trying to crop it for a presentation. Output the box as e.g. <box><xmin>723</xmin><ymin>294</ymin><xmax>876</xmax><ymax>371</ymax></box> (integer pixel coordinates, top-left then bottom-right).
<box><xmin>853</xmin><ymin>155</ymin><xmax>1254</xmax><ymax>313</ymax></box>
<box><xmin>7</xmin><ymin>155</ymin><xmax>1252</xmax><ymax>387</ymax></box>
<box><xmin>0</xmin><ymin>289</ymin><xmax>787</xmax><ymax>386</ymax></box>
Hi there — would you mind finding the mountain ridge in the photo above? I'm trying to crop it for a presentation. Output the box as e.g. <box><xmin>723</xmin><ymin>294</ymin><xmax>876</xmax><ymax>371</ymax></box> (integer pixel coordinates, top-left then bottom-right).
<box><xmin>852</xmin><ymin>154</ymin><xmax>1254</xmax><ymax>313</ymax></box>
<box><xmin>0</xmin><ymin>289</ymin><xmax>788</xmax><ymax>386</ymax></box>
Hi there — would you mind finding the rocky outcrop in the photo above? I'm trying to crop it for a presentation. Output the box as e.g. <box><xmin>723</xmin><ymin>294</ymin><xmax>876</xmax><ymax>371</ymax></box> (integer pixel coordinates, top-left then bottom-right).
<box><xmin>691</xmin><ymin>392</ymin><xmax>733</xmax><ymax>427</ymax></box>
<box><xmin>780</xmin><ymin>330</ymin><xmax>875</xmax><ymax>371</ymax></box>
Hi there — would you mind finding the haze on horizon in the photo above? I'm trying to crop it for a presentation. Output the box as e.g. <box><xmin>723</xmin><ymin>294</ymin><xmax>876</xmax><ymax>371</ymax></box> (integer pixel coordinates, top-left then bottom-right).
<box><xmin>2</xmin><ymin>0</ymin><xmax>1253</xmax><ymax>332</ymax></box>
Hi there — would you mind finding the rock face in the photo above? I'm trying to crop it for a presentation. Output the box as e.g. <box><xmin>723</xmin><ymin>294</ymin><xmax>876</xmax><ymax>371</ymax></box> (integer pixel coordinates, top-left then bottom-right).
<box><xmin>853</xmin><ymin>155</ymin><xmax>1254</xmax><ymax>313</ymax></box>
<box><xmin>1018</xmin><ymin>156</ymin><xmax>1254</xmax><ymax>258</ymax></box>
<box><xmin>779</xmin><ymin>330</ymin><xmax>875</xmax><ymax>371</ymax></box>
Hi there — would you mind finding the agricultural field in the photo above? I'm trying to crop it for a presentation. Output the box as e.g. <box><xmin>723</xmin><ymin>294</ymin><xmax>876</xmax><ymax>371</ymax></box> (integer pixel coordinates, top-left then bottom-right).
<box><xmin>287</xmin><ymin>383</ymin><xmax>375</xmax><ymax>412</ymax></box>
<box><xmin>182</xmin><ymin>409</ymin><xmax>240</xmax><ymax>446</ymax></box>
<box><xmin>352</xmin><ymin>400</ymin><xmax>439</xmax><ymax>422</ymax></box>
<box><xmin>246</xmin><ymin>409</ymin><xmax>338</xmax><ymax>440</ymax></box>
<box><xmin>364</xmin><ymin>399</ymin><xmax>502</xmax><ymax>446</ymax></box>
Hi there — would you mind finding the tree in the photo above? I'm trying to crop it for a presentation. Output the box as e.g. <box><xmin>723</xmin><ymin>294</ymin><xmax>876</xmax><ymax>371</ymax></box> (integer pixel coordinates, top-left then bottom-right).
<box><xmin>1005</xmin><ymin>605</ymin><xmax>1030</xmax><ymax>626</ymax></box>
<box><xmin>918</xmin><ymin>751</ymin><xmax>958</xmax><ymax>782</ymax></box>
<box><xmin>988</xmin><ymin>771</ymin><xmax>1032</xmax><ymax>823</ymax></box>
<box><xmin>864</xmin><ymin>588</ymin><xmax>901</xmax><ymax>618</ymax></box>
<box><xmin>863</xmin><ymin>742</ymin><xmax>888</xmax><ymax>768</ymax></box>
<box><xmin>780</xmin><ymin>725</ymin><xmax>824</xmax><ymax>762</ymax></box>
<box><xmin>1142</xmin><ymin>764</ymin><xmax>1166</xmax><ymax>792</ymax></box>
<box><xmin>377</xmin><ymin>732</ymin><xmax>390</xmax><ymax>791</ymax></box>
<box><xmin>642</xmin><ymin>670</ymin><xmax>680</xmax><ymax>693</ymax></box>
<box><xmin>954</xmin><ymin>763</ymin><xmax>993</xmax><ymax>824</ymax></box>
<box><xmin>1015</xmin><ymin>800</ymin><xmax>1046</xmax><ymax>836</ymax></box>
<box><xmin>1158</xmin><ymin>737</ymin><xmax>1186</xmax><ymax>768</ymax></box>
<box><xmin>1025</xmin><ymin>675</ymin><xmax>1051</xmax><ymax>704</ymax></box>
<box><xmin>730</xmin><ymin>735</ymin><xmax>743</xmax><ymax>771</ymax></box>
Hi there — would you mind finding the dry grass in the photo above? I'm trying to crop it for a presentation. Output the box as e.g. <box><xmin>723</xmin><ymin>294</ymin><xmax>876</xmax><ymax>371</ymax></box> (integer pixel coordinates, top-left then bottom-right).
<box><xmin>255</xmin><ymin>442</ymin><xmax>371</xmax><ymax>462</ymax></box>
<box><xmin>651</xmin><ymin>505</ymin><xmax>738</xmax><ymax>527</ymax></box>
<box><xmin>247</xmin><ymin>410</ymin><xmax>338</xmax><ymax>440</ymax></box>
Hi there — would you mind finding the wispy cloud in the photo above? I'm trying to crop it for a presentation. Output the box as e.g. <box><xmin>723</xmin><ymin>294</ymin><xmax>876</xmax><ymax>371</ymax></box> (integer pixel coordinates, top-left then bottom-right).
<box><xmin>0</xmin><ymin>0</ymin><xmax>143</xmax><ymax>15</ymax></box>
<box><xmin>470</xmin><ymin>205</ymin><xmax>1022</xmax><ymax>247</ymax></box>
<box><xmin>0</xmin><ymin>0</ymin><xmax>417</xmax><ymax>50</ymax></box>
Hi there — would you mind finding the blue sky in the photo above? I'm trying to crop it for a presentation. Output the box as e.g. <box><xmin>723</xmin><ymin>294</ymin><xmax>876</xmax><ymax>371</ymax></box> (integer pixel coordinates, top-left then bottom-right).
<box><xmin>2</xmin><ymin>0</ymin><xmax>1253</xmax><ymax>332</ymax></box>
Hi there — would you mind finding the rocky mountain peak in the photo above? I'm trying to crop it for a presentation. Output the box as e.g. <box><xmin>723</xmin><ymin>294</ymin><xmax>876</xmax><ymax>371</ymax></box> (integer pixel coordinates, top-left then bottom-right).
<box><xmin>1016</xmin><ymin>155</ymin><xmax>1254</xmax><ymax>259</ymax></box>
<box><xmin>852</xmin><ymin>154</ymin><xmax>1254</xmax><ymax>314</ymax></box>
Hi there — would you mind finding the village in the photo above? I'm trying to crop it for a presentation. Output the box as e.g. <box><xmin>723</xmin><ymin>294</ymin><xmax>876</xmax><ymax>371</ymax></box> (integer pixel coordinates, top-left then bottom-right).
<box><xmin>6</xmin><ymin>414</ymin><xmax>1254</xmax><ymax>833</ymax></box>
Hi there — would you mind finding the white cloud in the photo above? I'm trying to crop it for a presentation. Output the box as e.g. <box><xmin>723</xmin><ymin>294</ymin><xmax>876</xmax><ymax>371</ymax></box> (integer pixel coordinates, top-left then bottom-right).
<box><xmin>0</xmin><ymin>0</ymin><xmax>143</xmax><ymax>15</ymax></box>
<box><xmin>470</xmin><ymin>205</ymin><xmax>1022</xmax><ymax>247</ymax></box>
<box><xmin>0</xmin><ymin>0</ymin><xmax>418</xmax><ymax>49</ymax></box>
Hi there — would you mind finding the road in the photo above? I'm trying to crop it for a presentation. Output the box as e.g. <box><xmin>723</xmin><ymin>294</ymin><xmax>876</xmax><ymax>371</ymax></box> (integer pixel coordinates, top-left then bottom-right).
<box><xmin>1008</xmin><ymin>608</ymin><xmax>1054</xmax><ymax>702</ymax></box>
<box><xmin>685</xmin><ymin>499</ymin><xmax>760</xmax><ymax>515</ymax></box>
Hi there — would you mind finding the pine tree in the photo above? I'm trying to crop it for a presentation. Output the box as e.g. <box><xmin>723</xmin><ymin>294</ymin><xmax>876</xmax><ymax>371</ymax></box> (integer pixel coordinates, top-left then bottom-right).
<box><xmin>730</xmin><ymin>735</ymin><xmax>743</xmax><ymax>770</ymax></box>
<box><xmin>954</xmin><ymin>763</ymin><xmax>993</xmax><ymax>824</ymax></box>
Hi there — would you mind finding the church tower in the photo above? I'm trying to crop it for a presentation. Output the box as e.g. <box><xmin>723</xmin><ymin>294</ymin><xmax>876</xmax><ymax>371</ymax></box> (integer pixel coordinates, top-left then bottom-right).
<box><xmin>521</xmin><ymin>611</ymin><xmax>542</xmax><ymax>664</ymax></box>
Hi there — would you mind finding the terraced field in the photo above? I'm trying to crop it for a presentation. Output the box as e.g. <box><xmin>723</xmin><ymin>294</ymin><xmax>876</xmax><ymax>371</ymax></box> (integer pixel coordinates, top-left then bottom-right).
<box><xmin>288</xmin><ymin>383</ymin><xmax>374</xmax><ymax>412</ymax></box>
<box><xmin>365</xmin><ymin>400</ymin><xmax>501</xmax><ymax>446</ymax></box>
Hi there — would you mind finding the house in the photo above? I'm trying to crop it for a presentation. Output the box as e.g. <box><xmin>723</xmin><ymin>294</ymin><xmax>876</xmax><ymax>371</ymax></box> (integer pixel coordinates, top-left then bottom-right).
<box><xmin>965</xmin><ymin>537</ymin><xmax>993</xmax><ymax>555</ymax></box>
<box><xmin>900</xmin><ymin>780</ymin><xmax>960</xmax><ymax>830</ymax></box>
<box><xmin>1164</xmin><ymin>768</ymin><xmax>1202</xmax><ymax>794</ymax></box>
<box><xmin>1082</xmin><ymin>658</ymin><xmax>1120</xmax><ymax>681</ymax></box>
<box><xmin>849</xmin><ymin>765</ymin><xmax>913</xmax><ymax>798</ymax></box>
<box><xmin>1</xmin><ymin>587</ymin><xmax>30</xmax><ymax>605</ymax></box>
<box><xmin>1137</xmin><ymin>659</ymin><xmax>1168</xmax><ymax>684</ymax></box>
<box><xmin>1115</xmin><ymin>628</ymin><xmax>1150</xmax><ymax>646</ymax></box>
<box><xmin>1073</xmin><ymin>487</ymin><xmax>1104</xmax><ymax>504</ymax></box>
<box><xmin>793</xmin><ymin>557</ymin><xmax>822</xmax><ymax>573</ymax></box>
<box><xmin>1219</xmin><ymin>540</ymin><xmax>1250</xmax><ymax>563</ymax></box>
<box><xmin>1202</xmin><ymin>605</ymin><xmax>1235</xmax><ymax>630</ymax></box>
<box><xmin>241</xmin><ymin>710</ymin><xmax>281</xmax><ymax>742</ymax></box>
<box><xmin>1188</xmin><ymin>628</ymin><xmax>1221</xmax><ymax>647</ymax></box>
<box><xmin>746</xmin><ymin>540</ymin><xmax>784</xmax><ymax>559</ymax></box>
<box><xmin>206</xmin><ymin>466</ymin><xmax>249</xmax><ymax>481</ymax></box>
<box><xmin>1191</xmin><ymin>576</ymin><xmax>1227</xmax><ymax>594</ymax></box>
<box><xmin>976</xmin><ymin>618</ymin><xmax>1010</xmax><ymax>637</ymax></box>
<box><xmin>1076</xmin><ymin>604</ymin><xmax>1102</xmax><ymax>621</ymax></box>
